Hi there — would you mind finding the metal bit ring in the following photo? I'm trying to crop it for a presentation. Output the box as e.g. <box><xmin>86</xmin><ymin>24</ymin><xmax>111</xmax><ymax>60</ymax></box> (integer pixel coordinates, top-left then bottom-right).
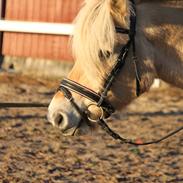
<box><xmin>86</xmin><ymin>103</ymin><xmax>104</xmax><ymax>122</ymax></box>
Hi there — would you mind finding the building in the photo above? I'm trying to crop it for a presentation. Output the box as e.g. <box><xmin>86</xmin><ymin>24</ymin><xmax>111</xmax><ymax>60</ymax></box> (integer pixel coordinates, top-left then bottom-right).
<box><xmin>0</xmin><ymin>0</ymin><xmax>84</xmax><ymax>77</ymax></box>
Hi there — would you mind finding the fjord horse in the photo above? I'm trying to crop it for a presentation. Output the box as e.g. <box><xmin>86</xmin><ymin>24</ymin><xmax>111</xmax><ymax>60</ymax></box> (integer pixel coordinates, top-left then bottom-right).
<box><xmin>48</xmin><ymin>0</ymin><xmax>183</xmax><ymax>136</ymax></box>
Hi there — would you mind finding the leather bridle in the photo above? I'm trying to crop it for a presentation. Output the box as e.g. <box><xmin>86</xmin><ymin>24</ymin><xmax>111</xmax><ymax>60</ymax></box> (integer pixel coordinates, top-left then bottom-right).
<box><xmin>58</xmin><ymin>0</ymin><xmax>183</xmax><ymax>145</ymax></box>
<box><xmin>60</xmin><ymin>0</ymin><xmax>139</xmax><ymax>117</ymax></box>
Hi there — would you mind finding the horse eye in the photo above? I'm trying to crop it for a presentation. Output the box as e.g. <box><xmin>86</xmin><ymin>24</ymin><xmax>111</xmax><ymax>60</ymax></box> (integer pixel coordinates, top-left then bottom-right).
<box><xmin>99</xmin><ymin>50</ymin><xmax>111</xmax><ymax>60</ymax></box>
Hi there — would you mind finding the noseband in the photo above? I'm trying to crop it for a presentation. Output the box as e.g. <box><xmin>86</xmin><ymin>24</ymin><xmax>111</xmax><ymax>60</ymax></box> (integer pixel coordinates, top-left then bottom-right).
<box><xmin>58</xmin><ymin>0</ymin><xmax>183</xmax><ymax>145</ymax></box>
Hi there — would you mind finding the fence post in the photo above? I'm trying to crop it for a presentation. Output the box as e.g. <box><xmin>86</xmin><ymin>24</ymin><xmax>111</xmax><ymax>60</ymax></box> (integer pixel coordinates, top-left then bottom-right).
<box><xmin>0</xmin><ymin>0</ymin><xmax>6</xmax><ymax>68</ymax></box>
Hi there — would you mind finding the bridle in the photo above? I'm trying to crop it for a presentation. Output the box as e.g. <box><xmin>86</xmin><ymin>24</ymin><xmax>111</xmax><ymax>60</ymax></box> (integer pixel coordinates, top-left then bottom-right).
<box><xmin>60</xmin><ymin>0</ymin><xmax>139</xmax><ymax>117</ymax></box>
<box><xmin>58</xmin><ymin>0</ymin><xmax>183</xmax><ymax>145</ymax></box>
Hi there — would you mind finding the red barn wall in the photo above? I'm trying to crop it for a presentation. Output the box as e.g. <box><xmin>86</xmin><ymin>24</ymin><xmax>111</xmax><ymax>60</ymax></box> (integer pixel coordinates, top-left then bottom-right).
<box><xmin>2</xmin><ymin>0</ymin><xmax>83</xmax><ymax>61</ymax></box>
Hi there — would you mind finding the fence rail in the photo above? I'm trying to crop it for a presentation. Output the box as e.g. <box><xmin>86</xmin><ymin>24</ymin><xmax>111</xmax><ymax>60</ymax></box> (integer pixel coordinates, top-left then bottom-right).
<box><xmin>0</xmin><ymin>20</ymin><xmax>74</xmax><ymax>35</ymax></box>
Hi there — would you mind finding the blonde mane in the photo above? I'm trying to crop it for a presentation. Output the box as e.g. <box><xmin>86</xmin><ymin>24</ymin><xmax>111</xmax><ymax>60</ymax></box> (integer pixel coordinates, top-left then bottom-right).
<box><xmin>72</xmin><ymin>0</ymin><xmax>131</xmax><ymax>83</ymax></box>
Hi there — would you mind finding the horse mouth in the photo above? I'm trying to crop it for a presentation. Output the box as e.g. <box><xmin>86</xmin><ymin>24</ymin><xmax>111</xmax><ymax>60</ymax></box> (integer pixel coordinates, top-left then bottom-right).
<box><xmin>61</xmin><ymin>119</ymin><xmax>96</xmax><ymax>136</ymax></box>
<box><xmin>61</xmin><ymin>127</ymin><xmax>78</xmax><ymax>136</ymax></box>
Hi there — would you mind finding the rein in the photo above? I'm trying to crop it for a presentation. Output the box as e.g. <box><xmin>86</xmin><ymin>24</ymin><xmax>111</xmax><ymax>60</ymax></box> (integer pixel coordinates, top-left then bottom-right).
<box><xmin>0</xmin><ymin>102</ymin><xmax>48</xmax><ymax>108</ymax></box>
<box><xmin>59</xmin><ymin>0</ymin><xmax>183</xmax><ymax>145</ymax></box>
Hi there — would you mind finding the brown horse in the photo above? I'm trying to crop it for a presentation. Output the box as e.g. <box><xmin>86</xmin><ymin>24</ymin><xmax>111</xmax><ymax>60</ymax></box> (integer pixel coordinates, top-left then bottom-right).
<box><xmin>48</xmin><ymin>0</ymin><xmax>183</xmax><ymax>136</ymax></box>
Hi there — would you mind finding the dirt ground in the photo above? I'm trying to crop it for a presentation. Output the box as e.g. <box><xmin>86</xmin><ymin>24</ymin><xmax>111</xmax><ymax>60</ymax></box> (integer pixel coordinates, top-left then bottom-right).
<box><xmin>0</xmin><ymin>73</ymin><xmax>182</xmax><ymax>183</ymax></box>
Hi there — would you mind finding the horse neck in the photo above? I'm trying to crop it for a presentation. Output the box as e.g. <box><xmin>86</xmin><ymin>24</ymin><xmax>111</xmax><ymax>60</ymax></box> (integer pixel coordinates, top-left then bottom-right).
<box><xmin>137</xmin><ymin>1</ymin><xmax>183</xmax><ymax>89</ymax></box>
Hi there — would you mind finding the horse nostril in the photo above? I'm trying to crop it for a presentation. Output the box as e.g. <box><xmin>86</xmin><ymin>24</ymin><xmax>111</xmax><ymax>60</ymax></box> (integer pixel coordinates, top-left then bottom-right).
<box><xmin>55</xmin><ymin>114</ymin><xmax>64</xmax><ymax>128</ymax></box>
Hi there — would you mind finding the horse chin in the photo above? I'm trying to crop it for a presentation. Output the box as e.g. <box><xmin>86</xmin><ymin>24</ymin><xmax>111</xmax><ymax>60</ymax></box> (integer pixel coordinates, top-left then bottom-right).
<box><xmin>62</xmin><ymin>119</ymin><xmax>97</xmax><ymax>136</ymax></box>
<box><xmin>61</xmin><ymin>127</ymin><xmax>78</xmax><ymax>136</ymax></box>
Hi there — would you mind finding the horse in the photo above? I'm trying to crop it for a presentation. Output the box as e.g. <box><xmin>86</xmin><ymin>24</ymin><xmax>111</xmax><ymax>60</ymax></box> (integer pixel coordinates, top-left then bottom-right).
<box><xmin>48</xmin><ymin>0</ymin><xmax>183</xmax><ymax>137</ymax></box>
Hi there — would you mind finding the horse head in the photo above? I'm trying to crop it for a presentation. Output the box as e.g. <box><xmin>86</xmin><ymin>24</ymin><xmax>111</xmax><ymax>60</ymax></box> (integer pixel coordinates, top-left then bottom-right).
<box><xmin>48</xmin><ymin>0</ymin><xmax>159</xmax><ymax>136</ymax></box>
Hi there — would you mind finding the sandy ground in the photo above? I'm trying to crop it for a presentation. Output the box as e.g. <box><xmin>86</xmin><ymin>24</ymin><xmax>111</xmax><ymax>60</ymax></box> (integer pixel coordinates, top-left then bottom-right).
<box><xmin>0</xmin><ymin>73</ymin><xmax>182</xmax><ymax>183</ymax></box>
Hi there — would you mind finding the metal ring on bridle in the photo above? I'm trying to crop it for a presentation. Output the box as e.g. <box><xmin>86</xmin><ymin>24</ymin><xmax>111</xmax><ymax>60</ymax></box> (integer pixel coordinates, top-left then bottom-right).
<box><xmin>86</xmin><ymin>103</ymin><xmax>105</xmax><ymax>122</ymax></box>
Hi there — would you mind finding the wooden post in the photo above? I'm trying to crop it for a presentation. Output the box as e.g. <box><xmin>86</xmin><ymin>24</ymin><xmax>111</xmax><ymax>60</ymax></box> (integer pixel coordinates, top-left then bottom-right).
<box><xmin>0</xmin><ymin>0</ymin><xmax>2</xmax><ymax>46</ymax></box>
<box><xmin>0</xmin><ymin>0</ymin><xmax>6</xmax><ymax>67</ymax></box>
